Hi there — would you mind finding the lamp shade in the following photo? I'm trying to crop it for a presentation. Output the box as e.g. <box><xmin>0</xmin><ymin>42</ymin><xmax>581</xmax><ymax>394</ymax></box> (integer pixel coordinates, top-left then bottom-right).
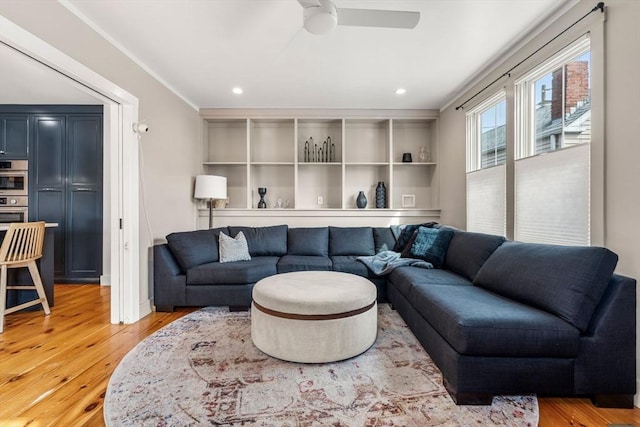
<box><xmin>194</xmin><ymin>175</ymin><xmax>227</xmax><ymax>200</ymax></box>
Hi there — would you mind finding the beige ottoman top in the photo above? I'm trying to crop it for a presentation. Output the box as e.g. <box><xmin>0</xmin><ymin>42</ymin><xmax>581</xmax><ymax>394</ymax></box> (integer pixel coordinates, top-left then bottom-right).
<box><xmin>252</xmin><ymin>271</ymin><xmax>376</xmax><ymax>316</ymax></box>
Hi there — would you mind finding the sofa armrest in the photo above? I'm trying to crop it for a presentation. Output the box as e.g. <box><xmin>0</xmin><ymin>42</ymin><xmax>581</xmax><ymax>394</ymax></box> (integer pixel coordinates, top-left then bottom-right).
<box><xmin>153</xmin><ymin>243</ymin><xmax>187</xmax><ymax>311</ymax></box>
<box><xmin>574</xmin><ymin>273</ymin><xmax>636</xmax><ymax>396</ymax></box>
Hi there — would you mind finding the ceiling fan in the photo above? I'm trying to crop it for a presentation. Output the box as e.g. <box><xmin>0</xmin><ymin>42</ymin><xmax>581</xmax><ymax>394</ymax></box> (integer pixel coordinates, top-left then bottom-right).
<box><xmin>297</xmin><ymin>0</ymin><xmax>420</xmax><ymax>35</ymax></box>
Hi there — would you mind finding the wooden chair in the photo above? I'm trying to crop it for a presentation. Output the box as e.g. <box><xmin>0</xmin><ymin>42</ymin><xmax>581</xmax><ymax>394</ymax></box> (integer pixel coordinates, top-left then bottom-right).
<box><xmin>0</xmin><ymin>222</ymin><xmax>50</xmax><ymax>333</ymax></box>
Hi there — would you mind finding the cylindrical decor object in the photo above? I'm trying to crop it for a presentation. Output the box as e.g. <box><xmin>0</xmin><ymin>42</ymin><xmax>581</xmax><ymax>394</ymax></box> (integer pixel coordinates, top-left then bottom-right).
<box><xmin>375</xmin><ymin>181</ymin><xmax>386</xmax><ymax>209</ymax></box>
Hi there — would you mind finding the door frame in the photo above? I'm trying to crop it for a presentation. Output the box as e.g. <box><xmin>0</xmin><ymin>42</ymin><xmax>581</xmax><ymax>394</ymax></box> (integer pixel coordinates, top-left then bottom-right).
<box><xmin>0</xmin><ymin>15</ymin><xmax>142</xmax><ymax>323</ymax></box>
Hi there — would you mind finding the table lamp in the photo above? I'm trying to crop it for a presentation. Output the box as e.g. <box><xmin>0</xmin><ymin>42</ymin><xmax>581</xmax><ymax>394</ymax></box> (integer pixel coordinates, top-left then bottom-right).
<box><xmin>194</xmin><ymin>175</ymin><xmax>227</xmax><ymax>229</ymax></box>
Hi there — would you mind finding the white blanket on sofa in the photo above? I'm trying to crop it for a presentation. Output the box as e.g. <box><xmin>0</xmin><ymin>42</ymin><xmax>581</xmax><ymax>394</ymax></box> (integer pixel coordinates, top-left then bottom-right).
<box><xmin>357</xmin><ymin>250</ymin><xmax>433</xmax><ymax>276</ymax></box>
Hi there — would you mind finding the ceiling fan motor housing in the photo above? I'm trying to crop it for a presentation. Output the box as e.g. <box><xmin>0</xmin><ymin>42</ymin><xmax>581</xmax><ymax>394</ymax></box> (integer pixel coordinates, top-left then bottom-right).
<box><xmin>303</xmin><ymin>0</ymin><xmax>338</xmax><ymax>35</ymax></box>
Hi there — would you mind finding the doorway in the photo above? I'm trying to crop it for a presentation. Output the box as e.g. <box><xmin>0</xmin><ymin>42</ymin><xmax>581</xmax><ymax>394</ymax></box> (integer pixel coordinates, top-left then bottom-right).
<box><xmin>0</xmin><ymin>15</ymin><xmax>142</xmax><ymax>324</ymax></box>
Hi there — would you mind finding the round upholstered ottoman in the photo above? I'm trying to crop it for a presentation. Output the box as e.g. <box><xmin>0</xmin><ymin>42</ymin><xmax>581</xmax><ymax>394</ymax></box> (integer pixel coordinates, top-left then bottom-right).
<box><xmin>251</xmin><ymin>271</ymin><xmax>377</xmax><ymax>363</ymax></box>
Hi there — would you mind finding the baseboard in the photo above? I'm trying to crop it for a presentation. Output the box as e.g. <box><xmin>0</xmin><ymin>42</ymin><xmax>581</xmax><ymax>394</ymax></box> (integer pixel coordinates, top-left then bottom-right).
<box><xmin>100</xmin><ymin>274</ymin><xmax>111</xmax><ymax>286</ymax></box>
<box><xmin>139</xmin><ymin>298</ymin><xmax>152</xmax><ymax>320</ymax></box>
<box><xmin>55</xmin><ymin>276</ymin><xmax>100</xmax><ymax>284</ymax></box>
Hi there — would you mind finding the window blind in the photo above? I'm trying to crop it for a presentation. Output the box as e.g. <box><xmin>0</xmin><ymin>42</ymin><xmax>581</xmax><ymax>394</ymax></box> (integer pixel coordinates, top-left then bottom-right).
<box><xmin>466</xmin><ymin>164</ymin><xmax>506</xmax><ymax>236</ymax></box>
<box><xmin>515</xmin><ymin>143</ymin><xmax>589</xmax><ymax>245</ymax></box>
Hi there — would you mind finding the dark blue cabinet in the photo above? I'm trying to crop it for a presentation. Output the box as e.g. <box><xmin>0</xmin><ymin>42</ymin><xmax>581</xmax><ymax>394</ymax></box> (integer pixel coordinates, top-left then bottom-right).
<box><xmin>30</xmin><ymin>109</ymin><xmax>103</xmax><ymax>283</ymax></box>
<box><xmin>0</xmin><ymin>114</ymin><xmax>29</xmax><ymax>158</ymax></box>
<box><xmin>67</xmin><ymin>116</ymin><xmax>102</xmax><ymax>280</ymax></box>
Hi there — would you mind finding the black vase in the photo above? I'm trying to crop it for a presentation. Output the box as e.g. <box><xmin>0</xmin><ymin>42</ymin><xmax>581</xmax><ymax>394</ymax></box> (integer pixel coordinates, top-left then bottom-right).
<box><xmin>375</xmin><ymin>182</ymin><xmax>386</xmax><ymax>208</ymax></box>
<box><xmin>257</xmin><ymin>187</ymin><xmax>267</xmax><ymax>208</ymax></box>
<box><xmin>356</xmin><ymin>191</ymin><xmax>367</xmax><ymax>209</ymax></box>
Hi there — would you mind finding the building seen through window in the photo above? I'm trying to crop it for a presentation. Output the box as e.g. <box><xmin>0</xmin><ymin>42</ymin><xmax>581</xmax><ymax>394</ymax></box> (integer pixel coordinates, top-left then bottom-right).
<box><xmin>480</xmin><ymin>99</ymin><xmax>506</xmax><ymax>168</ymax></box>
<box><xmin>534</xmin><ymin>52</ymin><xmax>591</xmax><ymax>154</ymax></box>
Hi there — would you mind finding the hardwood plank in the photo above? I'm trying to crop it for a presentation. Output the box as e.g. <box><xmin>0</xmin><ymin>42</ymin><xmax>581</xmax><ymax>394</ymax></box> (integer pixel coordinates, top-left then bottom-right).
<box><xmin>0</xmin><ymin>284</ymin><xmax>638</xmax><ymax>426</ymax></box>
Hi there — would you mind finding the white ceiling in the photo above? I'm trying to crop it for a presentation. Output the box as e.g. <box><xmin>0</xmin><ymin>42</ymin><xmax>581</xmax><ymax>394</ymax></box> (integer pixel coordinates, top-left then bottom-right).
<box><xmin>3</xmin><ymin>0</ymin><xmax>574</xmax><ymax>110</ymax></box>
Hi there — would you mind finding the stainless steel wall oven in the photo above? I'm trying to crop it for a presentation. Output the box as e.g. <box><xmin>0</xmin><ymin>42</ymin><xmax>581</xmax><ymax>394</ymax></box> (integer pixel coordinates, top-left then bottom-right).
<box><xmin>0</xmin><ymin>160</ymin><xmax>28</xmax><ymax>223</ymax></box>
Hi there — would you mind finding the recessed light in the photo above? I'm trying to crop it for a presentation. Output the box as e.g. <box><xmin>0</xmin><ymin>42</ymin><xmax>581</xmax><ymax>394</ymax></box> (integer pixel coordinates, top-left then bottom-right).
<box><xmin>395</xmin><ymin>88</ymin><xmax>407</xmax><ymax>95</ymax></box>
<box><xmin>232</xmin><ymin>87</ymin><xmax>243</xmax><ymax>95</ymax></box>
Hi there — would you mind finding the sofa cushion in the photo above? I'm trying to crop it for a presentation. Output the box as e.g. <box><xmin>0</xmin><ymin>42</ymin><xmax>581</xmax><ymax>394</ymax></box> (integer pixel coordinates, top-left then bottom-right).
<box><xmin>229</xmin><ymin>225</ymin><xmax>288</xmax><ymax>257</ymax></box>
<box><xmin>219</xmin><ymin>231</ymin><xmax>251</xmax><ymax>263</ymax></box>
<box><xmin>389</xmin><ymin>267</ymin><xmax>472</xmax><ymax>299</ymax></box>
<box><xmin>329</xmin><ymin>227</ymin><xmax>375</xmax><ymax>256</ymax></box>
<box><xmin>373</xmin><ymin>227</ymin><xmax>397</xmax><ymax>253</ymax></box>
<box><xmin>410</xmin><ymin>284</ymin><xmax>580</xmax><ymax>357</ymax></box>
<box><xmin>331</xmin><ymin>255</ymin><xmax>372</xmax><ymax>278</ymax></box>
<box><xmin>402</xmin><ymin>226</ymin><xmax>454</xmax><ymax>268</ymax></box>
<box><xmin>444</xmin><ymin>230</ymin><xmax>506</xmax><ymax>281</ymax></box>
<box><xmin>277</xmin><ymin>255</ymin><xmax>332</xmax><ymax>273</ymax></box>
<box><xmin>287</xmin><ymin>227</ymin><xmax>329</xmax><ymax>256</ymax></box>
<box><xmin>473</xmin><ymin>241</ymin><xmax>618</xmax><ymax>332</ymax></box>
<box><xmin>187</xmin><ymin>257</ymin><xmax>279</xmax><ymax>285</ymax></box>
<box><xmin>166</xmin><ymin>227</ymin><xmax>228</xmax><ymax>269</ymax></box>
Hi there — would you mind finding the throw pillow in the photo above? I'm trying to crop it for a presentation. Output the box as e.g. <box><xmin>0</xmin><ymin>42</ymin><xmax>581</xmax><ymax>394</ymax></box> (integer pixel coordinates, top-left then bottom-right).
<box><xmin>399</xmin><ymin>230</ymin><xmax>419</xmax><ymax>258</ymax></box>
<box><xmin>393</xmin><ymin>222</ymin><xmax>439</xmax><ymax>252</ymax></box>
<box><xmin>218</xmin><ymin>231</ymin><xmax>251</xmax><ymax>263</ymax></box>
<box><xmin>405</xmin><ymin>226</ymin><xmax>454</xmax><ymax>268</ymax></box>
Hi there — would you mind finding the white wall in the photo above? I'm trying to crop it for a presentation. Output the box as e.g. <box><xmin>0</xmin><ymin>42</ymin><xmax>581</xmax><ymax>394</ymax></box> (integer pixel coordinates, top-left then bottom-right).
<box><xmin>0</xmin><ymin>1</ymin><xmax>201</xmax><ymax>310</ymax></box>
<box><xmin>438</xmin><ymin>0</ymin><xmax>640</xmax><ymax>406</ymax></box>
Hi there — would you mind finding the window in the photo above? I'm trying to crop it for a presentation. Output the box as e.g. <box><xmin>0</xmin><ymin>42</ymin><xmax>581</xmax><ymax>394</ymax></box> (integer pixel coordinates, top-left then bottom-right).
<box><xmin>516</xmin><ymin>36</ymin><xmax>591</xmax><ymax>159</ymax></box>
<box><xmin>465</xmin><ymin>33</ymin><xmax>600</xmax><ymax>245</ymax></box>
<box><xmin>466</xmin><ymin>92</ymin><xmax>507</xmax><ymax>173</ymax></box>
<box><xmin>465</xmin><ymin>92</ymin><xmax>507</xmax><ymax>236</ymax></box>
<box><xmin>534</xmin><ymin>51</ymin><xmax>591</xmax><ymax>154</ymax></box>
<box><xmin>514</xmin><ymin>36</ymin><xmax>591</xmax><ymax>245</ymax></box>
<box><xmin>480</xmin><ymin>99</ymin><xmax>507</xmax><ymax>168</ymax></box>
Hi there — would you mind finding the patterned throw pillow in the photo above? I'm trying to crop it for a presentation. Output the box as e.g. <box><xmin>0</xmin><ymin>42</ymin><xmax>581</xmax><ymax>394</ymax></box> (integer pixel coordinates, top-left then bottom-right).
<box><xmin>218</xmin><ymin>231</ymin><xmax>251</xmax><ymax>263</ymax></box>
<box><xmin>406</xmin><ymin>226</ymin><xmax>454</xmax><ymax>268</ymax></box>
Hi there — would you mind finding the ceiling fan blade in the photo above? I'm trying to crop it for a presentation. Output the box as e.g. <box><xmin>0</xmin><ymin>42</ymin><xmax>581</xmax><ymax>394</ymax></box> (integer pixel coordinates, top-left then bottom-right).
<box><xmin>297</xmin><ymin>0</ymin><xmax>321</xmax><ymax>8</ymax></box>
<box><xmin>337</xmin><ymin>8</ymin><xmax>420</xmax><ymax>29</ymax></box>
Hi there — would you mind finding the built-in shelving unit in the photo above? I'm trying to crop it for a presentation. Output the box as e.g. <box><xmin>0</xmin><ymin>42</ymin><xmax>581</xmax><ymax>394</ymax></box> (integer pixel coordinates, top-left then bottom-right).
<box><xmin>199</xmin><ymin>110</ymin><xmax>440</xmax><ymax>227</ymax></box>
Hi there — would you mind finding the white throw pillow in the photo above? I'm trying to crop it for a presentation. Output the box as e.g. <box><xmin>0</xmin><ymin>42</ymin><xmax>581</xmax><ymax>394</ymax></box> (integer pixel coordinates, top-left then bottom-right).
<box><xmin>219</xmin><ymin>231</ymin><xmax>251</xmax><ymax>263</ymax></box>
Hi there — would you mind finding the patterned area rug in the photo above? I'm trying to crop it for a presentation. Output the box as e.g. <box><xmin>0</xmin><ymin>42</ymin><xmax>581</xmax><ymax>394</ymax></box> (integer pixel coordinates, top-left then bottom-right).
<box><xmin>105</xmin><ymin>305</ymin><xmax>538</xmax><ymax>426</ymax></box>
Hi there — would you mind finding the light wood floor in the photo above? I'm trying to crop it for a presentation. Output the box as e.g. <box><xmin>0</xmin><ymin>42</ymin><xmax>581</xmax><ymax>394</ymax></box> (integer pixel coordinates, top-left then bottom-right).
<box><xmin>1</xmin><ymin>284</ymin><xmax>638</xmax><ymax>427</ymax></box>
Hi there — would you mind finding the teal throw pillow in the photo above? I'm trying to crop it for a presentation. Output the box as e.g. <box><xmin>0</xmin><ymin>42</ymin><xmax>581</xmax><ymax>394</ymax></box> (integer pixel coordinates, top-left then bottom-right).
<box><xmin>408</xmin><ymin>226</ymin><xmax>454</xmax><ymax>268</ymax></box>
<box><xmin>393</xmin><ymin>222</ymin><xmax>438</xmax><ymax>252</ymax></box>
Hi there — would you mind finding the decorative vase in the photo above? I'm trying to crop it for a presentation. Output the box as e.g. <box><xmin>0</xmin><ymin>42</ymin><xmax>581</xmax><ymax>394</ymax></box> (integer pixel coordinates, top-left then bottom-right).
<box><xmin>356</xmin><ymin>191</ymin><xmax>367</xmax><ymax>209</ymax></box>
<box><xmin>419</xmin><ymin>146</ymin><xmax>427</xmax><ymax>162</ymax></box>
<box><xmin>376</xmin><ymin>181</ymin><xmax>386</xmax><ymax>208</ymax></box>
<box><xmin>258</xmin><ymin>187</ymin><xmax>267</xmax><ymax>208</ymax></box>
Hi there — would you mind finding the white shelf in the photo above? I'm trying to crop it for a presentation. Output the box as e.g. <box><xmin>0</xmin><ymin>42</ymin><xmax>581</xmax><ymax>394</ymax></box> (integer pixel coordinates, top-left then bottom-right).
<box><xmin>203</xmin><ymin>161</ymin><xmax>246</xmax><ymax>165</ymax></box>
<box><xmin>250</xmin><ymin>162</ymin><xmax>295</xmax><ymax>166</ymax></box>
<box><xmin>199</xmin><ymin>208</ymin><xmax>440</xmax><ymax>215</ymax></box>
<box><xmin>392</xmin><ymin>162</ymin><xmax>437</xmax><ymax>166</ymax></box>
<box><xmin>196</xmin><ymin>207</ymin><xmax>442</xmax><ymax>229</ymax></box>
<box><xmin>345</xmin><ymin>162</ymin><xmax>389</xmax><ymax>166</ymax></box>
<box><xmin>202</xmin><ymin>113</ymin><xmax>439</xmax><ymax>212</ymax></box>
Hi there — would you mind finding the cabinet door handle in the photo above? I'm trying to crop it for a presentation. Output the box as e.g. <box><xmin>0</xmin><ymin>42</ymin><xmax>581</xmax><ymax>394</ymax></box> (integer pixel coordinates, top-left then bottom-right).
<box><xmin>0</xmin><ymin>151</ymin><xmax>5</xmax><ymax>155</ymax></box>
<box><xmin>75</xmin><ymin>188</ymin><xmax>94</xmax><ymax>191</ymax></box>
<box><xmin>40</xmin><ymin>188</ymin><xmax>58</xmax><ymax>192</ymax></box>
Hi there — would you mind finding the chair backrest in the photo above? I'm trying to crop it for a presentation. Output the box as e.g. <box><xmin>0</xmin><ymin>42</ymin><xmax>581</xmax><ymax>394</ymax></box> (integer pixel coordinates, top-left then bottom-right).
<box><xmin>0</xmin><ymin>222</ymin><xmax>46</xmax><ymax>264</ymax></box>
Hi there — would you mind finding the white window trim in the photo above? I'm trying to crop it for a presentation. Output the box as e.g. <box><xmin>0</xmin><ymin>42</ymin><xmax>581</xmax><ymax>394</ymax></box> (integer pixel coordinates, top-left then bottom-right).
<box><xmin>465</xmin><ymin>90</ymin><xmax>506</xmax><ymax>173</ymax></box>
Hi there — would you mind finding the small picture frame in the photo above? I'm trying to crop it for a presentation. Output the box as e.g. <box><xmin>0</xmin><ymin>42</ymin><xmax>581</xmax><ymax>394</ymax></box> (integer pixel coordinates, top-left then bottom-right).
<box><xmin>401</xmin><ymin>194</ymin><xmax>415</xmax><ymax>208</ymax></box>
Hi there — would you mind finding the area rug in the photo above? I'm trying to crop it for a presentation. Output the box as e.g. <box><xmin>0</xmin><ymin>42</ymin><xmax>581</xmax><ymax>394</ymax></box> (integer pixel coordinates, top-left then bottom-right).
<box><xmin>105</xmin><ymin>305</ymin><xmax>538</xmax><ymax>426</ymax></box>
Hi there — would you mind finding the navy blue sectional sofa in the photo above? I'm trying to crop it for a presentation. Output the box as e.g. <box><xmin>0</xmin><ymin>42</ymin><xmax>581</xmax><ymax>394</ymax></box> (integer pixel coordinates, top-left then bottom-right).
<box><xmin>153</xmin><ymin>224</ymin><xmax>636</xmax><ymax>407</ymax></box>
